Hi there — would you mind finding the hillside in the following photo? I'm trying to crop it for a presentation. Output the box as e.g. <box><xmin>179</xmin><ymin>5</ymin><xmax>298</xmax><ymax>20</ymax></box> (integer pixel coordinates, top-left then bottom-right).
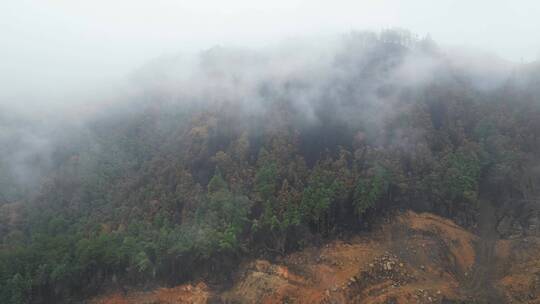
<box><xmin>90</xmin><ymin>211</ymin><xmax>540</xmax><ymax>303</ymax></box>
<box><xmin>1</xmin><ymin>30</ymin><xmax>539</xmax><ymax>303</ymax></box>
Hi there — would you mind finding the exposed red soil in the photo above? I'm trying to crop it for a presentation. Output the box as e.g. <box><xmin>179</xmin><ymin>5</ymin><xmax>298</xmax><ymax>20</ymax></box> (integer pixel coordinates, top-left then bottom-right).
<box><xmin>90</xmin><ymin>283</ymin><xmax>210</xmax><ymax>304</ymax></box>
<box><xmin>89</xmin><ymin>211</ymin><xmax>540</xmax><ymax>304</ymax></box>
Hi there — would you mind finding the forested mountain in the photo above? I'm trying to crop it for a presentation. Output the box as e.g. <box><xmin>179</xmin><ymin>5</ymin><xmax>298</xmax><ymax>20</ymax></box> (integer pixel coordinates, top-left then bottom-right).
<box><xmin>1</xmin><ymin>30</ymin><xmax>539</xmax><ymax>303</ymax></box>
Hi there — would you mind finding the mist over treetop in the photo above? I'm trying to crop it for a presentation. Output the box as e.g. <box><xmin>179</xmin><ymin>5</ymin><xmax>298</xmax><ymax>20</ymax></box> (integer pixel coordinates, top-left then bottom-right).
<box><xmin>0</xmin><ymin>29</ymin><xmax>539</xmax><ymax>303</ymax></box>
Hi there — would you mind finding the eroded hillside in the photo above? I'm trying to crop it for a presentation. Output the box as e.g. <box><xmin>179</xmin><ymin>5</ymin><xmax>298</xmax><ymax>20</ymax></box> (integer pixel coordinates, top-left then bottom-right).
<box><xmin>90</xmin><ymin>211</ymin><xmax>540</xmax><ymax>304</ymax></box>
<box><xmin>2</xmin><ymin>32</ymin><xmax>540</xmax><ymax>303</ymax></box>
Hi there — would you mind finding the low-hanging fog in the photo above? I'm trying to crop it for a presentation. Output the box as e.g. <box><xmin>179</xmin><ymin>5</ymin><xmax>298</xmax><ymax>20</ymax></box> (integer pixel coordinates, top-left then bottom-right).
<box><xmin>2</xmin><ymin>0</ymin><xmax>540</xmax><ymax>108</ymax></box>
<box><xmin>2</xmin><ymin>2</ymin><xmax>540</xmax><ymax>303</ymax></box>
<box><xmin>1</xmin><ymin>1</ymin><xmax>540</xmax><ymax>202</ymax></box>
<box><xmin>0</xmin><ymin>0</ymin><xmax>539</xmax><ymax>219</ymax></box>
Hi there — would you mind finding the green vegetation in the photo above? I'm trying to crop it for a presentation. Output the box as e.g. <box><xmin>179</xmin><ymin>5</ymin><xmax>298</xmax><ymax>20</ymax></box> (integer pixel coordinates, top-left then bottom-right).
<box><xmin>353</xmin><ymin>165</ymin><xmax>388</xmax><ymax>216</ymax></box>
<box><xmin>1</xmin><ymin>31</ymin><xmax>539</xmax><ymax>303</ymax></box>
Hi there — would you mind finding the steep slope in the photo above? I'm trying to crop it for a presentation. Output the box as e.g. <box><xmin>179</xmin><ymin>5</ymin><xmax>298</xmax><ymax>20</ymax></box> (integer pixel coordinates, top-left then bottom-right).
<box><xmin>223</xmin><ymin>212</ymin><xmax>472</xmax><ymax>303</ymax></box>
<box><xmin>91</xmin><ymin>211</ymin><xmax>540</xmax><ymax>303</ymax></box>
<box><xmin>1</xmin><ymin>31</ymin><xmax>540</xmax><ymax>303</ymax></box>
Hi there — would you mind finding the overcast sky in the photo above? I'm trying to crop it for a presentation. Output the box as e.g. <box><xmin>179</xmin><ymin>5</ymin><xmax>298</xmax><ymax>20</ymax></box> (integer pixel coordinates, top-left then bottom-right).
<box><xmin>1</xmin><ymin>0</ymin><xmax>540</xmax><ymax>107</ymax></box>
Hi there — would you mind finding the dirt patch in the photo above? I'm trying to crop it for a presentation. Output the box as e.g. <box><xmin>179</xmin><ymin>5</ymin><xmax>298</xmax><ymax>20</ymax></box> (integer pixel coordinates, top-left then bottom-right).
<box><xmin>90</xmin><ymin>283</ymin><xmax>210</xmax><ymax>304</ymax></box>
<box><xmin>89</xmin><ymin>211</ymin><xmax>540</xmax><ymax>304</ymax></box>
<box><xmin>496</xmin><ymin>237</ymin><xmax>540</xmax><ymax>303</ymax></box>
<box><xmin>392</xmin><ymin>211</ymin><xmax>477</xmax><ymax>274</ymax></box>
<box><xmin>221</xmin><ymin>211</ymin><xmax>475</xmax><ymax>303</ymax></box>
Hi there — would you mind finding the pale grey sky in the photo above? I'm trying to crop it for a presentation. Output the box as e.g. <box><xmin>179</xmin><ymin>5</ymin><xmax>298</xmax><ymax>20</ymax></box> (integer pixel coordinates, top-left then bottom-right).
<box><xmin>1</xmin><ymin>0</ymin><xmax>540</xmax><ymax>106</ymax></box>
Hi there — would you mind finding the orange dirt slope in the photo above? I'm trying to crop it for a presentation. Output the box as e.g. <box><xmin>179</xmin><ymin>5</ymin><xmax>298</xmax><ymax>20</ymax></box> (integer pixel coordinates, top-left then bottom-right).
<box><xmin>90</xmin><ymin>211</ymin><xmax>540</xmax><ymax>304</ymax></box>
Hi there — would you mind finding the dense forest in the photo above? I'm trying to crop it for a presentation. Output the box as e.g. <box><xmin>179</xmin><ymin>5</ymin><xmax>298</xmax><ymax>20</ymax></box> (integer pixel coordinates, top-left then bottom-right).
<box><xmin>1</xmin><ymin>30</ymin><xmax>539</xmax><ymax>303</ymax></box>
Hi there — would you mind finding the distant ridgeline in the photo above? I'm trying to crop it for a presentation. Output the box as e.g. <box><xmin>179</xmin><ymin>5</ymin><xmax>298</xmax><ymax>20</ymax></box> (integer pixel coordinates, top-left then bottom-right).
<box><xmin>1</xmin><ymin>30</ymin><xmax>539</xmax><ymax>303</ymax></box>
